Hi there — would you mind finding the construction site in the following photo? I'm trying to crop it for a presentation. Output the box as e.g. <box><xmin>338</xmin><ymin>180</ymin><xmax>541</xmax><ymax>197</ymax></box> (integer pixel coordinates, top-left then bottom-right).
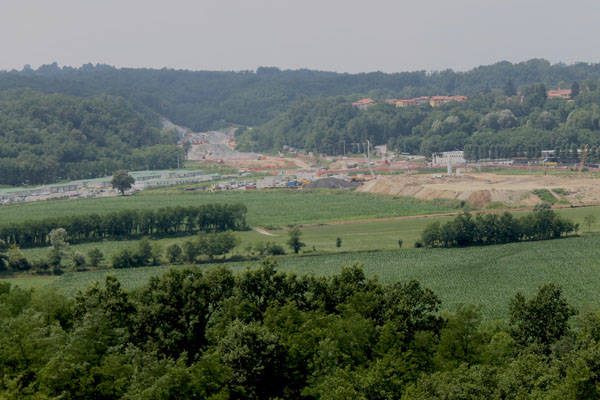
<box><xmin>358</xmin><ymin>171</ymin><xmax>600</xmax><ymax>207</ymax></box>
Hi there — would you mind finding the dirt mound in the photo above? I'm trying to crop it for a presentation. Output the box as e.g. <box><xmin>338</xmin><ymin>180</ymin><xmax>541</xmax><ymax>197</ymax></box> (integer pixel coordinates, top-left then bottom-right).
<box><xmin>466</xmin><ymin>190</ymin><xmax>492</xmax><ymax>207</ymax></box>
<box><xmin>358</xmin><ymin>173</ymin><xmax>600</xmax><ymax>207</ymax></box>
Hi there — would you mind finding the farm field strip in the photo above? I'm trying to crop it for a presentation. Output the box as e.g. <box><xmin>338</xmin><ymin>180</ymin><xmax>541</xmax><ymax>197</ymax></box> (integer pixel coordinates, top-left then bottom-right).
<box><xmin>6</xmin><ymin>235</ymin><xmax>600</xmax><ymax>321</ymax></box>
<box><xmin>0</xmin><ymin>189</ymin><xmax>463</xmax><ymax>227</ymax></box>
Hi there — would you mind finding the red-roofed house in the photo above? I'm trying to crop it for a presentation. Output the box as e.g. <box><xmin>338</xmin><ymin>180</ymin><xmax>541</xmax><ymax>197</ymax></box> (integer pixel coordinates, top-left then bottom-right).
<box><xmin>352</xmin><ymin>98</ymin><xmax>377</xmax><ymax>110</ymax></box>
<box><xmin>395</xmin><ymin>96</ymin><xmax>430</xmax><ymax>107</ymax></box>
<box><xmin>547</xmin><ymin>89</ymin><xmax>571</xmax><ymax>99</ymax></box>
<box><xmin>429</xmin><ymin>95</ymin><xmax>468</xmax><ymax>107</ymax></box>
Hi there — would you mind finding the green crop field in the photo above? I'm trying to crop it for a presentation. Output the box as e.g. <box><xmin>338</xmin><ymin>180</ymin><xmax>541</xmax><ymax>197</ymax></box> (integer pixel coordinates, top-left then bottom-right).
<box><xmin>6</xmin><ymin>234</ymin><xmax>600</xmax><ymax>320</ymax></box>
<box><xmin>0</xmin><ymin>189</ymin><xmax>464</xmax><ymax>226</ymax></box>
<box><xmin>4</xmin><ymin>186</ymin><xmax>600</xmax><ymax>321</ymax></box>
<box><xmin>18</xmin><ymin>204</ymin><xmax>600</xmax><ymax>264</ymax></box>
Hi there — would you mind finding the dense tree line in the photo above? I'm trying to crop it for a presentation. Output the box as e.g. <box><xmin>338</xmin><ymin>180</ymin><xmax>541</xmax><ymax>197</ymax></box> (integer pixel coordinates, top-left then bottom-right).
<box><xmin>0</xmin><ymin>90</ymin><xmax>183</xmax><ymax>184</ymax></box>
<box><xmin>4</xmin><ymin>59</ymin><xmax>600</xmax><ymax>132</ymax></box>
<box><xmin>0</xmin><ymin>203</ymin><xmax>247</xmax><ymax>248</ymax></box>
<box><xmin>237</xmin><ymin>79</ymin><xmax>600</xmax><ymax>159</ymax></box>
<box><xmin>421</xmin><ymin>205</ymin><xmax>577</xmax><ymax>248</ymax></box>
<box><xmin>1</xmin><ymin>261</ymin><xmax>597</xmax><ymax>398</ymax></box>
<box><xmin>112</xmin><ymin>232</ymin><xmax>240</xmax><ymax>268</ymax></box>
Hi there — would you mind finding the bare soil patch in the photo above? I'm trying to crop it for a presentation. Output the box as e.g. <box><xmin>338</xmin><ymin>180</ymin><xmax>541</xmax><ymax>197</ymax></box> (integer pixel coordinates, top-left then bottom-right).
<box><xmin>357</xmin><ymin>173</ymin><xmax>600</xmax><ymax>206</ymax></box>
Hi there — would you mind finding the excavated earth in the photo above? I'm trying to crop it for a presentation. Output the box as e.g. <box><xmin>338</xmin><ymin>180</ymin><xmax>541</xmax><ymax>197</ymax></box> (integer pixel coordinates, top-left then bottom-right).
<box><xmin>357</xmin><ymin>173</ymin><xmax>600</xmax><ymax>207</ymax></box>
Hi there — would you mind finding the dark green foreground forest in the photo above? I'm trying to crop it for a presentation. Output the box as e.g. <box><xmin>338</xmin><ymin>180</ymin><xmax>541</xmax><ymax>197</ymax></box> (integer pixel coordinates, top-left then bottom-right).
<box><xmin>1</xmin><ymin>262</ymin><xmax>598</xmax><ymax>400</ymax></box>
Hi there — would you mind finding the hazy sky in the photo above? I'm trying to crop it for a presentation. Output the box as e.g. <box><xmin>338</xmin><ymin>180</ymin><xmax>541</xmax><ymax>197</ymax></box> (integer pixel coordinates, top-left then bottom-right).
<box><xmin>2</xmin><ymin>0</ymin><xmax>600</xmax><ymax>73</ymax></box>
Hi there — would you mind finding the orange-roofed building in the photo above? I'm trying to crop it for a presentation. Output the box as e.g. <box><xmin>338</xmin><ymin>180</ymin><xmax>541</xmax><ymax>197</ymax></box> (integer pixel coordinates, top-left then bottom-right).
<box><xmin>547</xmin><ymin>89</ymin><xmax>571</xmax><ymax>99</ymax></box>
<box><xmin>429</xmin><ymin>95</ymin><xmax>468</xmax><ymax>107</ymax></box>
<box><xmin>352</xmin><ymin>98</ymin><xmax>377</xmax><ymax>110</ymax></box>
<box><xmin>395</xmin><ymin>96</ymin><xmax>430</xmax><ymax>107</ymax></box>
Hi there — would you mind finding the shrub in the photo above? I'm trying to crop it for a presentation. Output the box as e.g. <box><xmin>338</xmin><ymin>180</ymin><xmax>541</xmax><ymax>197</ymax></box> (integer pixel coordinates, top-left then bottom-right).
<box><xmin>87</xmin><ymin>248</ymin><xmax>104</xmax><ymax>267</ymax></box>
<box><xmin>32</xmin><ymin>259</ymin><xmax>50</xmax><ymax>273</ymax></box>
<box><xmin>183</xmin><ymin>240</ymin><xmax>200</xmax><ymax>263</ymax></box>
<box><xmin>166</xmin><ymin>243</ymin><xmax>183</xmax><ymax>263</ymax></box>
<box><xmin>150</xmin><ymin>244</ymin><xmax>162</xmax><ymax>266</ymax></box>
<box><xmin>7</xmin><ymin>246</ymin><xmax>31</xmax><ymax>271</ymax></box>
<box><xmin>264</xmin><ymin>242</ymin><xmax>285</xmax><ymax>255</ymax></box>
<box><xmin>112</xmin><ymin>249</ymin><xmax>136</xmax><ymax>269</ymax></box>
<box><xmin>72</xmin><ymin>252</ymin><xmax>86</xmax><ymax>269</ymax></box>
<box><xmin>532</xmin><ymin>189</ymin><xmax>557</xmax><ymax>204</ymax></box>
<box><xmin>134</xmin><ymin>238</ymin><xmax>153</xmax><ymax>266</ymax></box>
<box><xmin>287</xmin><ymin>228</ymin><xmax>305</xmax><ymax>254</ymax></box>
<box><xmin>552</xmin><ymin>188</ymin><xmax>569</xmax><ymax>196</ymax></box>
<box><xmin>197</xmin><ymin>232</ymin><xmax>240</xmax><ymax>260</ymax></box>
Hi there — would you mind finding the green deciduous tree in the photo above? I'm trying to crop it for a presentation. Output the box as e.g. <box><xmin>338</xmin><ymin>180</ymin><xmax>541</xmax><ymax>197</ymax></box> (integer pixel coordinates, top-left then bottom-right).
<box><xmin>165</xmin><ymin>243</ymin><xmax>183</xmax><ymax>263</ymax></box>
<box><xmin>197</xmin><ymin>231</ymin><xmax>239</xmax><ymax>260</ymax></box>
<box><xmin>286</xmin><ymin>228</ymin><xmax>305</xmax><ymax>254</ymax></box>
<box><xmin>87</xmin><ymin>248</ymin><xmax>104</xmax><ymax>267</ymax></box>
<box><xmin>111</xmin><ymin>170</ymin><xmax>135</xmax><ymax>195</ymax></box>
<box><xmin>509</xmin><ymin>283</ymin><xmax>576</xmax><ymax>347</ymax></box>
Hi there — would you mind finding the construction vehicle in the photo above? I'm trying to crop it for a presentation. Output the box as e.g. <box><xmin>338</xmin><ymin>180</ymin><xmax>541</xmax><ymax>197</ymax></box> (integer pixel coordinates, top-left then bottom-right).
<box><xmin>579</xmin><ymin>144</ymin><xmax>589</xmax><ymax>172</ymax></box>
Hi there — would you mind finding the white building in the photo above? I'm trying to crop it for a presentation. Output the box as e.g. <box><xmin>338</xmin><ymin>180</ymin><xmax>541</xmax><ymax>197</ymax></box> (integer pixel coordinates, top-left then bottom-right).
<box><xmin>432</xmin><ymin>151</ymin><xmax>466</xmax><ymax>166</ymax></box>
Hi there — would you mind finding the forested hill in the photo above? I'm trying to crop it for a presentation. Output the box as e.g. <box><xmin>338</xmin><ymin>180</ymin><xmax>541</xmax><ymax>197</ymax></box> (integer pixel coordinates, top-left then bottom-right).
<box><xmin>4</xmin><ymin>59</ymin><xmax>600</xmax><ymax>131</ymax></box>
<box><xmin>0</xmin><ymin>90</ymin><xmax>182</xmax><ymax>185</ymax></box>
<box><xmin>236</xmin><ymin>82</ymin><xmax>600</xmax><ymax>159</ymax></box>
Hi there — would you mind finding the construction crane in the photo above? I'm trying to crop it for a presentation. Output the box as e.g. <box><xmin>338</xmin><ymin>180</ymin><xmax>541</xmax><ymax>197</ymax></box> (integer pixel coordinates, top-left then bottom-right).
<box><xmin>579</xmin><ymin>144</ymin><xmax>589</xmax><ymax>173</ymax></box>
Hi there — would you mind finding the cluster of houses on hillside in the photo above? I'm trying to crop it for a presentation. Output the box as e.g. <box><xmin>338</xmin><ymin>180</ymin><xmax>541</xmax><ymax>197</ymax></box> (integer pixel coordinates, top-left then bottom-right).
<box><xmin>352</xmin><ymin>95</ymin><xmax>468</xmax><ymax>110</ymax></box>
<box><xmin>352</xmin><ymin>88</ymin><xmax>574</xmax><ymax>110</ymax></box>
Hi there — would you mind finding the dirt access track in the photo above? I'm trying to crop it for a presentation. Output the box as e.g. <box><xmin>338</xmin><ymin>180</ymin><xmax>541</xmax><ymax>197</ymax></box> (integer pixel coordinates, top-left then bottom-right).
<box><xmin>358</xmin><ymin>173</ymin><xmax>600</xmax><ymax>207</ymax></box>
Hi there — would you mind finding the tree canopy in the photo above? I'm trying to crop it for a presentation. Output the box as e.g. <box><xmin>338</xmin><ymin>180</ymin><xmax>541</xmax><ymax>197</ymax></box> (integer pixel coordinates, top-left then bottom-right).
<box><xmin>111</xmin><ymin>170</ymin><xmax>135</xmax><ymax>195</ymax></box>
<box><xmin>0</xmin><ymin>263</ymin><xmax>596</xmax><ymax>399</ymax></box>
<box><xmin>0</xmin><ymin>90</ymin><xmax>182</xmax><ymax>185</ymax></box>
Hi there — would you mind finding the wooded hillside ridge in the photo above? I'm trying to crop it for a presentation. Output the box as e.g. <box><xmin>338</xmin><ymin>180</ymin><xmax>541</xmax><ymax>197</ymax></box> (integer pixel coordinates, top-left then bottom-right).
<box><xmin>236</xmin><ymin>81</ymin><xmax>600</xmax><ymax>156</ymax></box>
<box><xmin>4</xmin><ymin>59</ymin><xmax>600</xmax><ymax>131</ymax></box>
<box><xmin>0</xmin><ymin>90</ymin><xmax>183</xmax><ymax>185</ymax></box>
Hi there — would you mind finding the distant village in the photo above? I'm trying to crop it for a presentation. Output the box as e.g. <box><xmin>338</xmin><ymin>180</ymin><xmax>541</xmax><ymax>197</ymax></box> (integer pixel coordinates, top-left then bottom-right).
<box><xmin>351</xmin><ymin>95</ymin><xmax>468</xmax><ymax>109</ymax></box>
<box><xmin>351</xmin><ymin>88</ymin><xmax>574</xmax><ymax>110</ymax></box>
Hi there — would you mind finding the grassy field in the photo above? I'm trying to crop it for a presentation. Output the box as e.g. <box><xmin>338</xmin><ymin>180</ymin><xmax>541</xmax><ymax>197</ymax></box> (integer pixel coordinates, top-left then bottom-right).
<box><xmin>4</xmin><ymin>234</ymin><xmax>600</xmax><ymax>320</ymax></box>
<box><xmin>18</xmin><ymin>204</ymin><xmax>600</xmax><ymax>264</ymax></box>
<box><xmin>19</xmin><ymin>216</ymin><xmax>453</xmax><ymax>263</ymax></box>
<box><xmin>0</xmin><ymin>189</ymin><xmax>464</xmax><ymax>226</ymax></box>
